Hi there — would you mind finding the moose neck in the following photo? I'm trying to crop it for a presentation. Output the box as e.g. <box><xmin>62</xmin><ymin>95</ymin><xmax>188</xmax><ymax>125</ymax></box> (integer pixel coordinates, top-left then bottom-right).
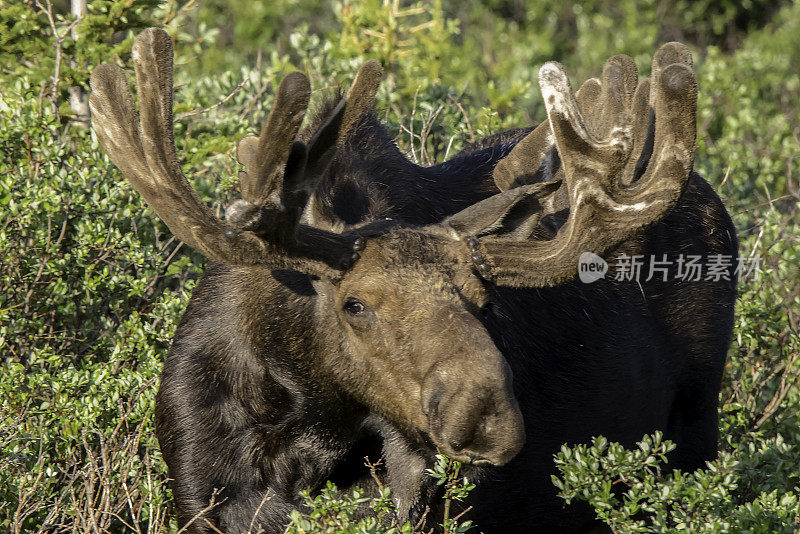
<box><xmin>316</xmin><ymin>115</ymin><xmax>516</xmax><ymax>228</ymax></box>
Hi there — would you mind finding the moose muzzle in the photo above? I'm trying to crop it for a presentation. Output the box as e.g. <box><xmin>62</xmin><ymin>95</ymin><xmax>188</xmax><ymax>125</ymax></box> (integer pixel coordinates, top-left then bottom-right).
<box><xmin>420</xmin><ymin>312</ymin><xmax>525</xmax><ymax>466</ymax></box>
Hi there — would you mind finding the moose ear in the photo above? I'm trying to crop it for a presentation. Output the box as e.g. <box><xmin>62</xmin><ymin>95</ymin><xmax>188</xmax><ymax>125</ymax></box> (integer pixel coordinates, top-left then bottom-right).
<box><xmin>443</xmin><ymin>180</ymin><xmax>562</xmax><ymax>239</ymax></box>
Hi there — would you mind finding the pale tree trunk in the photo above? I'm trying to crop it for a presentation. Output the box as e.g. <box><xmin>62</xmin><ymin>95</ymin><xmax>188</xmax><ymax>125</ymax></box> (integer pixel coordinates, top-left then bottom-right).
<box><xmin>68</xmin><ymin>0</ymin><xmax>89</xmax><ymax>126</ymax></box>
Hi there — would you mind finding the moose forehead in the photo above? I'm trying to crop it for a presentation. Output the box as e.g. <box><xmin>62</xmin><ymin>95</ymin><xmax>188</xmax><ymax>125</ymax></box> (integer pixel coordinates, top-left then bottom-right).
<box><xmin>338</xmin><ymin>229</ymin><xmax>485</xmax><ymax>303</ymax></box>
<box><xmin>356</xmin><ymin>228</ymin><xmax>457</xmax><ymax>266</ymax></box>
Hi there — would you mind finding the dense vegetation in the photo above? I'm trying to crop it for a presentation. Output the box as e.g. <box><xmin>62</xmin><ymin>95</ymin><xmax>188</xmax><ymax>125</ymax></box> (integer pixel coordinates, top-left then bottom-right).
<box><xmin>1</xmin><ymin>0</ymin><xmax>798</xmax><ymax>531</ymax></box>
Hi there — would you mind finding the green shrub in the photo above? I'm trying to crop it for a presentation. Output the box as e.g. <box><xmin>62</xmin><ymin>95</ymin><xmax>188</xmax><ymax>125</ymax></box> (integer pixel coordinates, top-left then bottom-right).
<box><xmin>554</xmin><ymin>432</ymin><xmax>800</xmax><ymax>533</ymax></box>
<box><xmin>285</xmin><ymin>455</ymin><xmax>474</xmax><ymax>534</ymax></box>
<box><xmin>1</xmin><ymin>0</ymin><xmax>798</xmax><ymax>532</ymax></box>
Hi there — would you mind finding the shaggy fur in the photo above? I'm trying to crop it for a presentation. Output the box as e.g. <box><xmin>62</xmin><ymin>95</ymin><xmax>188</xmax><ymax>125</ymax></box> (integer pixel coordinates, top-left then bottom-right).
<box><xmin>155</xmin><ymin>105</ymin><xmax>737</xmax><ymax>533</ymax></box>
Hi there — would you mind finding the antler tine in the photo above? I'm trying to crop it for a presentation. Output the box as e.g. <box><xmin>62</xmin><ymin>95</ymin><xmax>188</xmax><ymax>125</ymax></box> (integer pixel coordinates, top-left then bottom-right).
<box><xmin>228</xmin><ymin>60</ymin><xmax>383</xmax><ymax>269</ymax></box>
<box><xmin>284</xmin><ymin>60</ymin><xmax>383</xmax><ymax>233</ymax></box>
<box><xmin>476</xmin><ymin>52</ymin><xmax>695</xmax><ymax>287</ymax></box>
<box><xmin>539</xmin><ymin>63</ymin><xmax>630</xmax><ymax>187</ymax></box>
<box><xmin>620</xmin><ymin>78</ymin><xmax>652</xmax><ymax>185</ymax></box>
<box><xmin>567</xmin><ymin>54</ymin><xmax>655</xmax><ymax>186</ymax></box>
<box><xmin>633</xmin><ymin>45</ymin><xmax>696</xmax><ymax>194</ymax></box>
<box><xmin>617</xmin><ymin>43</ymin><xmax>692</xmax><ymax>187</ymax></box>
<box><xmin>300</xmin><ymin>60</ymin><xmax>383</xmax><ymax>187</ymax></box>
<box><xmin>492</xmin><ymin>121</ymin><xmax>554</xmax><ymax>191</ymax></box>
<box><xmin>640</xmin><ymin>42</ymin><xmax>695</xmax><ymax>169</ymax></box>
<box><xmin>596</xmin><ymin>55</ymin><xmax>639</xmax><ymax>135</ymax></box>
<box><xmin>576</xmin><ymin>54</ymin><xmax>647</xmax><ymax>187</ymax></box>
<box><xmin>575</xmin><ymin>77</ymin><xmax>602</xmax><ymax>114</ymax></box>
<box><xmin>649</xmin><ymin>42</ymin><xmax>693</xmax><ymax>106</ymax></box>
<box><xmin>236</xmin><ymin>60</ymin><xmax>383</xmax><ymax>221</ymax></box>
<box><xmin>237</xmin><ymin>72</ymin><xmax>311</xmax><ymax>206</ymax></box>
<box><xmin>90</xmin><ymin>64</ymin><xmax>149</xmax><ymax>196</ymax></box>
<box><xmin>491</xmin><ymin>76</ymin><xmax>602</xmax><ymax>192</ymax></box>
<box><xmin>492</xmin><ymin>56</ymin><xmax>638</xmax><ymax>194</ymax></box>
<box><xmin>492</xmin><ymin>57</ymin><xmax>636</xmax><ymax>194</ymax></box>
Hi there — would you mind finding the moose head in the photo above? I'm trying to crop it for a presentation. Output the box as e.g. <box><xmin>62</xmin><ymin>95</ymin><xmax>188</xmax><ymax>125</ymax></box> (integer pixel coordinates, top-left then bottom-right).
<box><xmin>90</xmin><ymin>28</ymin><xmax>696</xmax><ymax>467</ymax></box>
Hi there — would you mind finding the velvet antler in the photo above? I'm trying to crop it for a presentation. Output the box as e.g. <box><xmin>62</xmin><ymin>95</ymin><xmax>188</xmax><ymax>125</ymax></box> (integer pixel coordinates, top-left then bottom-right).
<box><xmin>452</xmin><ymin>43</ymin><xmax>696</xmax><ymax>287</ymax></box>
<box><xmin>90</xmin><ymin>28</ymin><xmax>381</xmax><ymax>275</ymax></box>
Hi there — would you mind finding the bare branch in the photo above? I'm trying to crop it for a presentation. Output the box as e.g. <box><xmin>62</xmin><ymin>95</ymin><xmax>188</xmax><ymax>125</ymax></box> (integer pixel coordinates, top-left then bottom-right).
<box><xmin>34</xmin><ymin>0</ymin><xmax>81</xmax><ymax>118</ymax></box>
<box><xmin>175</xmin><ymin>76</ymin><xmax>249</xmax><ymax>121</ymax></box>
<box><xmin>247</xmin><ymin>490</ymin><xmax>274</xmax><ymax>534</ymax></box>
<box><xmin>176</xmin><ymin>488</ymin><xmax>227</xmax><ymax>534</ymax></box>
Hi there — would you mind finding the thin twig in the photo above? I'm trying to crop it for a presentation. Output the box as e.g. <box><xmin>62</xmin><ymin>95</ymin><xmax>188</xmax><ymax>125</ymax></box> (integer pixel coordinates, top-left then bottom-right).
<box><xmin>413</xmin><ymin>505</ymin><xmax>430</xmax><ymax>532</ymax></box>
<box><xmin>365</xmin><ymin>457</ymin><xmax>386</xmax><ymax>493</ymax></box>
<box><xmin>448</xmin><ymin>94</ymin><xmax>475</xmax><ymax>142</ymax></box>
<box><xmin>143</xmin><ymin>241</ymin><xmax>184</xmax><ymax>297</ymax></box>
<box><xmin>409</xmin><ymin>86</ymin><xmax>420</xmax><ymax>163</ymax></box>
<box><xmin>176</xmin><ymin>488</ymin><xmax>226</xmax><ymax>534</ymax></box>
<box><xmin>161</xmin><ymin>0</ymin><xmax>196</xmax><ymax>25</ymax></box>
<box><xmin>443</xmin><ymin>134</ymin><xmax>456</xmax><ymax>161</ymax></box>
<box><xmin>247</xmin><ymin>490</ymin><xmax>273</xmax><ymax>534</ymax></box>
<box><xmin>175</xmin><ymin>77</ymin><xmax>249</xmax><ymax>120</ymax></box>
<box><xmin>755</xmin><ymin>350</ymin><xmax>800</xmax><ymax>428</ymax></box>
<box><xmin>418</xmin><ymin>103</ymin><xmax>444</xmax><ymax>165</ymax></box>
<box><xmin>204</xmin><ymin>518</ymin><xmax>226</xmax><ymax>534</ymax></box>
<box><xmin>719</xmin><ymin>165</ymin><xmax>732</xmax><ymax>188</ymax></box>
<box><xmin>449</xmin><ymin>505</ymin><xmax>473</xmax><ymax>523</ymax></box>
<box><xmin>13</xmin><ymin>434</ymin><xmax>46</xmax><ymax>534</ymax></box>
<box><xmin>733</xmin><ymin>194</ymin><xmax>798</xmax><ymax>216</ymax></box>
<box><xmin>33</xmin><ymin>0</ymin><xmax>81</xmax><ymax>118</ymax></box>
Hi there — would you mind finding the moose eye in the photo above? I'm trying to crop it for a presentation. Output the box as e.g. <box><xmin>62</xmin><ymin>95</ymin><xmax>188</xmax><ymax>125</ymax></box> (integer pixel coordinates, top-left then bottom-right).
<box><xmin>343</xmin><ymin>299</ymin><xmax>367</xmax><ymax>316</ymax></box>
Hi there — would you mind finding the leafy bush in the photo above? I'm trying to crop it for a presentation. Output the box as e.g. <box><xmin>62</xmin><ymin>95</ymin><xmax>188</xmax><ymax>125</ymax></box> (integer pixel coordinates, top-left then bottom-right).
<box><xmin>1</xmin><ymin>0</ymin><xmax>799</xmax><ymax>532</ymax></box>
<box><xmin>285</xmin><ymin>455</ymin><xmax>474</xmax><ymax>534</ymax></box>
<box><xmin>554</xmin><ymin>432</ymin><xmax>800</xmax><ymax>533</ymax></box>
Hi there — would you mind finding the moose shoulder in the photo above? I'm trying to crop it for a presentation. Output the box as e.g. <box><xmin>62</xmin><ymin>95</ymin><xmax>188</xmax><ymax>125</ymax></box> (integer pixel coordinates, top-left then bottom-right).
<box><xmin>90</xmin><ymin>29</ymin><xmax>737</xmax><ymax>533</ymax></box>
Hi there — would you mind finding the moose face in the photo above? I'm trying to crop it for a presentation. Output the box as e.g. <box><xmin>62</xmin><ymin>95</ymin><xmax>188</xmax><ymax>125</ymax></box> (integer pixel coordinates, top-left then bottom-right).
<box><xmin>313</xmin><ymin>229</ymin><xmax>525</xmax><ymax>466</ymax></box>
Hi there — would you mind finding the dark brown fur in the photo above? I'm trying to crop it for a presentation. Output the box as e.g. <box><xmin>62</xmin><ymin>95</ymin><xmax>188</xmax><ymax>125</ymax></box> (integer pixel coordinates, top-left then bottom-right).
<box><xmin>155</xmin><ymin>107</ymin><xmax>737</xmax><ymax>533</ymax></box>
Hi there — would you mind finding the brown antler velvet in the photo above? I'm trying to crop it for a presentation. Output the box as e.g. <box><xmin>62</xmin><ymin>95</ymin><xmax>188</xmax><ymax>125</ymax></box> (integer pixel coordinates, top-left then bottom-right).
<box><xmin>231</xmin><ymin>58</ymin><xmax>382</xmax><ymax>233</ymax></box>
<box><xmin>92</xmin><ymin>29</ymin><xmax>694</xmax><ymax>287</ymax></box>
<box><xmin>235</xmin><ymin>72</ymin><xmax>311</xmax><ymax>207</ymax></box>
<box><xmin>91</xmin><ymin>28</ymin><xmax>380</xmax><ymax>275</ymax></box>
<box><xmin>475</xmin><ymin>42</ymin><xmax>697</xmax><ymax>287</ymax></box>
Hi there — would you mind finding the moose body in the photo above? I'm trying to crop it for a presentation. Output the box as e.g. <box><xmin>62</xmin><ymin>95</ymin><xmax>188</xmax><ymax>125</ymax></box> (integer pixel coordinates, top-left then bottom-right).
<box><xmin>91</xmin><ymin>29</ymin><xmax>737</xmax><ymax>533</ymax></box>
<box><xmin>157</xmin><ymin>125</ymin><xmax>736</xmax><ymax>533</ymax></box>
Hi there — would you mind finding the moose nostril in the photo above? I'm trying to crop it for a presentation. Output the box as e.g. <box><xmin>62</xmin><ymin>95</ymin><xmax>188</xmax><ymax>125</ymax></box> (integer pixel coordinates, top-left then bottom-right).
<box><xmin>425</xmin><ymin>388</ymin><xmax>443</xmax><ymax>420</ymax></box>
<box><xmin>449</xmin><ymin>439</ymin><xmax>467</xmax><ymax>453</ymax></box>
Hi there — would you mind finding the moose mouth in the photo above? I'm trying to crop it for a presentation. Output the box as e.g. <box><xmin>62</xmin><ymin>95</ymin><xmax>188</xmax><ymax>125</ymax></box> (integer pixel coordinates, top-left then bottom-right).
<box><xmin>426</xmin><ymin>418</ymin><xmax>525</xmax><ymax>467</ymax></box>
<box><xmin>439</xmin><ymin>448</ymin><xmax>498</xmax><ymax>467</ymax></box>
<box><xmin>422</xmin><ymin>381</ymin><xmax>526</xmax><ymax>467</ymax></box>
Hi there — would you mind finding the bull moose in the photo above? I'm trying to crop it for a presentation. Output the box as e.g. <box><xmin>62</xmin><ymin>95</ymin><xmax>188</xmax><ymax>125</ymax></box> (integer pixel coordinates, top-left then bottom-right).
<box><xmin>89</xmin><ymin>28</ymin><xmax>737</xmax><ymax>533</ymax></box>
